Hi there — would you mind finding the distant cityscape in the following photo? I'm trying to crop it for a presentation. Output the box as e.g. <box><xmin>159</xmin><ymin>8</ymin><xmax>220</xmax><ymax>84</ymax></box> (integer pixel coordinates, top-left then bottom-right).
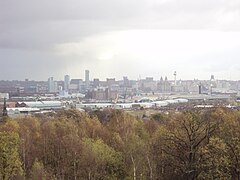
<box><xmin>1</xmin><ymin>70</ymin><xmax>239</xmax><ymax>97</ymax></box>
<box><xmin>1</xmin><ymin>70</ymin><xmax>240</xmax><ymax>117</ymax></box>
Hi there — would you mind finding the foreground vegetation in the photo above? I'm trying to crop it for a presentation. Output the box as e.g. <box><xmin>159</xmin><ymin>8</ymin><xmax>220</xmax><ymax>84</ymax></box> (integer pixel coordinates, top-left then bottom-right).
<box><xmin>0</xmin><ymin>108</ymin><xmax>240</xmax><ymax>180</ymax></box>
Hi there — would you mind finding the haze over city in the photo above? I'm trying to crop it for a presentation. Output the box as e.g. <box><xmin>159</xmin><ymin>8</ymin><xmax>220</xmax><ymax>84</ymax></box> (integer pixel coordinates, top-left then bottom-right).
<box><xmin>1</xmin><ymin>0</ymin><xmax>240</xmax><ymax>80</ymax></box>
<box><xmin>1</xmin><ymin>1</ymin><xmax>240</xmax><ymax>179</ymax></box>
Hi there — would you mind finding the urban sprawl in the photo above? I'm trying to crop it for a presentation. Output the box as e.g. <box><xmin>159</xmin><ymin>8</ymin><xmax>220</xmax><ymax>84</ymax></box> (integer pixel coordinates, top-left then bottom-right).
<box><xmin>1</xmin><ymin>70</ymin><xmax>240</xmax><ymax>118</ymax></box>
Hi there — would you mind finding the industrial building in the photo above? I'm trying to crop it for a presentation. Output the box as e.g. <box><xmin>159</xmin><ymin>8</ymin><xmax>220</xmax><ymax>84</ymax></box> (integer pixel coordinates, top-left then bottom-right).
<box><xmin>16</xmin><ymin>101</ymin><xmax>64</xmax><ymax>110</ymax></box>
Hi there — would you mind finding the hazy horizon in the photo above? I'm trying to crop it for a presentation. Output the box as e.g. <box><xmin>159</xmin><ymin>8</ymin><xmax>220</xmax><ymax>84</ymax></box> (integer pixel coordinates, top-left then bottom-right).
<box><xmin>1</xmin><ymin>0</ymin><xmax>240</xmax><ymax>81</ymax></box>
<box><xmin>0</xmin><ymin>72</ymin><xmax>239</xmax><ymax>82</ymax></box>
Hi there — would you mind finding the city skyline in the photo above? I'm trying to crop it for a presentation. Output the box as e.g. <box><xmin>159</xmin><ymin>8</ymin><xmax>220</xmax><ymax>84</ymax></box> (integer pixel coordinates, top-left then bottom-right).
<box><xmin>0</xmin><ymin>71</ymin><xmax>239</xmax><ymax>82</ymax></box>
<box><xmin>0</xmin><ymin>72</ymin><xmax>238</xmax><ymax>82</ymax></box>
<box><xmin>1</xmin><ymin>0</ymin><xmax>240</xmax><ymax>80</ymax></box>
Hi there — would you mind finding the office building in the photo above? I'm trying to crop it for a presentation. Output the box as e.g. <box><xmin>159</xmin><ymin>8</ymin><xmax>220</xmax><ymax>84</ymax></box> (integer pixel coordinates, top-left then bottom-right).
<box><xmin>48</xmin><ymin>77</ymin><xmax>58</xmax><ymax>93</ymax></box>
<box><xmin>85</xmin><ymin>70</ymin><xmax>90</xmax><ymax>90</ymax></box>
<box><xmin>64</xmin><ymin>75</ymin><xmax>70</xmax><ymax>92</ymax></box>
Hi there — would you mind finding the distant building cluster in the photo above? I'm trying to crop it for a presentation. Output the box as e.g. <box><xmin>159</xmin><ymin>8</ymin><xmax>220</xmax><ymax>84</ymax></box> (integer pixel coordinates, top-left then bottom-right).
<box><xmin>0</xmin><ymin>71</ymin><xmax>240</xmax><ymax>117</ymax></box>
<box><xmin>0</xmin><ymin>71</ymin><xmax>239</xmax><ymax>101</ymax></box>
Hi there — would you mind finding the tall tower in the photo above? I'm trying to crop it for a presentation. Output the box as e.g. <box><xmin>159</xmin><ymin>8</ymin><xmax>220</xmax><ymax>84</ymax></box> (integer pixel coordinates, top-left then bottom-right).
<box><xmin>85</xmin><ymin>70</ymin><xmax>90</xmax><ymax>89</ymax></box>
<box><xmin>198</xmin><ymin>83</ymin><xmax>202</xmax><ymax>94</ymax></box>
<box><xmin>2</xmin><ymin>98</ymin><xmax>8</xmax><ymax>117</ymax></box>
<box><xmin>64</xmin><ymin>75</ymin><xmax>70</xmax><ymax>92</ymax></box>
<box><xmin>48</xmin><ymin>77</ymin><xmax>55</xmax><ymax>93</ymax></box>
<box><xmin>173</xmin><ymin>71</ymin><xmax>177</xmax><ymax>85</ymax></box>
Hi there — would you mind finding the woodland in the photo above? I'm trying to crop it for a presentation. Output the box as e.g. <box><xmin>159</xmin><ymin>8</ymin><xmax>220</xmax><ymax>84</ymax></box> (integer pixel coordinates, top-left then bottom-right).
<box><xmin>0</xmin><ymin>108</ymin><xmax>240</xmax><ymax>180</ymax></box>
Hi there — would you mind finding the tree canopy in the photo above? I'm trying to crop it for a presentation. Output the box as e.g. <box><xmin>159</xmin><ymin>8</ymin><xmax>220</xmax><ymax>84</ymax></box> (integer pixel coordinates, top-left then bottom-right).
<box><xmin>0</xmin><ymin>108</ymin><xmax>240</xmax><ymax>179</ymax></box>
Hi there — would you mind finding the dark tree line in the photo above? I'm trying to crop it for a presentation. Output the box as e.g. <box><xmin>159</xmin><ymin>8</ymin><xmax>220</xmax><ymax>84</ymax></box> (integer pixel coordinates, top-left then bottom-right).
<box><xmin>0</xmin><ymin>108</ymin><xmax>240</xmax><ymax>179</ymax></box>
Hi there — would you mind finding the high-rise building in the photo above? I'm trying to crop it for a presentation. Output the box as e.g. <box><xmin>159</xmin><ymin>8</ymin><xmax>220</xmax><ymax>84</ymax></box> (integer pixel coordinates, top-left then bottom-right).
<box><xmin>48</xmin><ymin>77</ymin><xmax>55</xmax><ymax>93</ymax></box>
<box><xmin>85</xmin><ymin>70</ymin><xmax>90</xmax><ymax>89</ymax></box>
<box><xmin>64</xmin><ymin>75</ymin><xmax>70</xmax><ymax>92</ymax></box>
<box><xmin>123</xmin><ymin>76</ymin><xmax>130</xmax><ymax>87</ymax></box>
<box><xmin>48</xmin><ymin>77</ymin><xmax>58</xmax><ymax>93</ymax></box>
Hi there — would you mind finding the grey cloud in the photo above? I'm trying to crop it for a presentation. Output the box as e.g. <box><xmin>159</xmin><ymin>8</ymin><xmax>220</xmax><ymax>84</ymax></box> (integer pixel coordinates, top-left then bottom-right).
<box><xmin>150</xmin><ymin>0</ymin><xmax>240</xmax><ymax>30</ymax></box>
<box><xmin>1</xmin><ymin>0</ymin><xmax>240</xmax><ymax>50</ymax></box>
<box><xmin>0</xmin><ymin>0</ymin><xmax>147</xmax><ymax>50</ymax></box>
<box><xmin>0</xmin><ymin>0</ymin><xmax>146</xmax><ymax>22</ymax></box>
<box><xmin>0</xmin><ymin>48</ymin><xmax>68</xmax><ymax>80</ymax></box>
<box><xmin>1</xmin><ymin>0</ymin><xmax>240</xmax><ymax>80</ymax></box>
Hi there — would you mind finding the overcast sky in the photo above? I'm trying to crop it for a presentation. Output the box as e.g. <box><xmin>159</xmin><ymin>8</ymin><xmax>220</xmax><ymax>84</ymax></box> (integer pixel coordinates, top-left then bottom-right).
<box><xmin>1</xmin><ymin>0</ymin><xmax>240</xmax><ymax>81</ymax></box>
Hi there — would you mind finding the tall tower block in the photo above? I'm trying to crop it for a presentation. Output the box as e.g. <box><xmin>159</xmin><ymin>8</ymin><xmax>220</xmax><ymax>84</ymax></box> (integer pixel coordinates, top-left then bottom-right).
<box><xmin>64</xmin><ymin>75</ymin><xmax>70</xmax><ymax>92</ymax></box>
<box><xmin>85</xmin><ymin>70</ymin><xmax>90</xmax><ymax>89</ymax></box>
